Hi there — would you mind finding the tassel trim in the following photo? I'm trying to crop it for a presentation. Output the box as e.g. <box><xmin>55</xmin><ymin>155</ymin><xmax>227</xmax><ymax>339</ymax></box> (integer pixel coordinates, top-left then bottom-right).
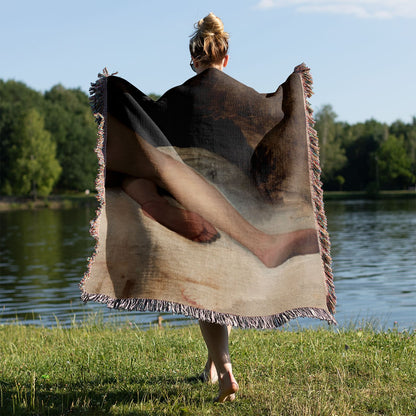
<box><xmin>80</xmin><ymin>291</ymin><xmax>337</xmax><ymax>328</ymax></box>
<box><xmin>294</xmin><ymin>63</ymin><xmax>336</xmax><ymax>316</ymax></box>
<box><xmin>79</xmin><ymin>69</ymin><xmax>114</xmax><ymax>292</ymax></box>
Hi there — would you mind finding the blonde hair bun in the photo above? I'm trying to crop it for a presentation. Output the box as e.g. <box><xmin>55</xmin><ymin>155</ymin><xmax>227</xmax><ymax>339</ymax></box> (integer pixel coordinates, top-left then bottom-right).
<box><xmin>189</xmin><ymin>13</ymin><xmax>229</xmax><ymax>64</ymax></box>
<box><xmin>197</xmin><ymin>12</ymin><xmax>227</xmax><ymax>37</ymax></box>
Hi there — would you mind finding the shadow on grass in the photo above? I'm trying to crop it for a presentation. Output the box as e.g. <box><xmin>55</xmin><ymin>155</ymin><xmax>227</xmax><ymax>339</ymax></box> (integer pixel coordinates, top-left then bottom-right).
<box><xmin>1</xmin><ymin>374</ymin><xmax>208</xmax><ymax>416</ymax></box>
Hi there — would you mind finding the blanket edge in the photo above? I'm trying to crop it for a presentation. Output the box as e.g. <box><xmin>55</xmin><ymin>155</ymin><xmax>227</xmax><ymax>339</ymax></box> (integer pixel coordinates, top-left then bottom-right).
<box><xmin>80</xmin><ymin>291</ymin><xmax>337</xmax><ymax>328</ymax></box>
<box><xmin>294</xmin><ymin>63</ymin><xmax>336</xmax><ymax>315</ymax></box>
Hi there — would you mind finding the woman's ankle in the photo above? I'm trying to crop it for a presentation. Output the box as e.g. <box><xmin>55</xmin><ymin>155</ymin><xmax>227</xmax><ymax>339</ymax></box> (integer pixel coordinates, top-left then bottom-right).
<box><xmin>215</xmin><ymin>370</ymin><xmax>239</xmax><ymax>403</ymax></box>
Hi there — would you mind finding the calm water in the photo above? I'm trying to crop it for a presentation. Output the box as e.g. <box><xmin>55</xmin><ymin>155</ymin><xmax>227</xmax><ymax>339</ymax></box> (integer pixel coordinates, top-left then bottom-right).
<box><xmin>0</xmin><ymin>198</ymin><xmax>415</xmax><ymax>330</ymax></box>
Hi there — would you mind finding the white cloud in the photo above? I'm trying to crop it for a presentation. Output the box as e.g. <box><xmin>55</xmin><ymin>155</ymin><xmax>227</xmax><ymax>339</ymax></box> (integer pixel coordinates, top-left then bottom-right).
<box><xmin>256</xmin><ymin>0</ymin><xmax>416</xmax><ymax>19</ymax></box>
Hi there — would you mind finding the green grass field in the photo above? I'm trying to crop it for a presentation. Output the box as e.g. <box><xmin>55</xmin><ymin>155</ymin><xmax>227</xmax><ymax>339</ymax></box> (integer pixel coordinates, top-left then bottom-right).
<box><xmin>0</xmin><ymin>319</ymin><xmax>415</xmax><ymax>415</ymax></box>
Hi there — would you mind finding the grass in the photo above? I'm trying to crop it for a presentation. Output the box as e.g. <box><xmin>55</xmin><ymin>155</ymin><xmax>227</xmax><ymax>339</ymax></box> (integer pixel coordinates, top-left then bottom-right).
<box><xmin>0</xmin><ymin>320</ymin><xmax>415</xmax><ymax>416</ymax></box>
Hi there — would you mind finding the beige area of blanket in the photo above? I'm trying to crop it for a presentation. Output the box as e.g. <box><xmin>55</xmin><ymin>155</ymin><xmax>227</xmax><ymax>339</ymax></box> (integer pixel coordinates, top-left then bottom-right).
<box><xmin>82</xmin><ymin>147</ymin><xmax>329</xmax><ymax>320</ymax></box>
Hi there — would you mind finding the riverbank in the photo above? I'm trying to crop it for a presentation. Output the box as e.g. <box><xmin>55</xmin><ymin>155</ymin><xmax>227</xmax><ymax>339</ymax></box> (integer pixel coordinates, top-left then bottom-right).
<box><xmin>0</xmin><ymin>190</ymin><xmax>415</xmax><ymax>211</ymax></box>
<box><xmin>0</xmin><ymin>193</ymin><xmax>98</xmax><ymax>211</ymax></box>
<box><xmin>323</xmin><ymin>190</ymin><xmax>416</xmax><ymax>200</ymax></box>
<box><xmin>0</xmin><ymin>322</ymin><xmax>414</xmax><ymax>415</ymax></box>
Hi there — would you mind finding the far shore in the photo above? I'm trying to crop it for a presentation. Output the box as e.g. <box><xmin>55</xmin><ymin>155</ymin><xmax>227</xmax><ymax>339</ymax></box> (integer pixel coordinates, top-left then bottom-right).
<box><xmin>323</xmin><ymin>189</ymin><xmax>416</xmax><ymax>200</ymax></box>
<box><xmin>0</xmin><ymin>193</ymin><xmax>98</xmax><ymax>211</ymax></box>
<box><xmin>0</xmin><ymin>190</ymin><xmax>415</xmax><ymax>211</ymax></box>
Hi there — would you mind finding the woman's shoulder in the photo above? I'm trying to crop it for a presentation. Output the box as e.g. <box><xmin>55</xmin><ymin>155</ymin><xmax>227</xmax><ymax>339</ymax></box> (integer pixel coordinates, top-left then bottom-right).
<box><xmin>161</xmin><ymin>69</ymin><xmax>265</xmax><ymax>104</ymax></box>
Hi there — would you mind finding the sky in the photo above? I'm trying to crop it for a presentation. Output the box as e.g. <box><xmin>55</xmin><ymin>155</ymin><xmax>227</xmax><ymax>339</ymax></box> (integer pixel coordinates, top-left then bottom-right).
<box><xmin>1</xmin><ymin>0</ymin><xmax>415</xmax><ymax>124</ymax></box>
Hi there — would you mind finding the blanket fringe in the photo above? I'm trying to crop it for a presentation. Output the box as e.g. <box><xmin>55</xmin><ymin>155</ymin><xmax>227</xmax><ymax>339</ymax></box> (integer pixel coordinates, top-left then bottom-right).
<box><xmin>79</xmin><ymin>69</ymin><xmax>112</xmax><ymax>292</ymax></box>
<box><xmin>80</xmin><ymin>291</ymin><xmax>337</xmax><ymax>328</ymax></box>
<box><xmin>294</xmin><ymin>63</ymin><xmax>336</xmax><ymax>315</ymax></box>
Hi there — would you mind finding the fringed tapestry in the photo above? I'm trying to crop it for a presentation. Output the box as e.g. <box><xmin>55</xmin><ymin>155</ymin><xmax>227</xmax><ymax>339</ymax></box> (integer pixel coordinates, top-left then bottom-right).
<box><xmin>80</xmin><ymin>64</ymin><xmax>336</xmax><ymax>328</ymax></box>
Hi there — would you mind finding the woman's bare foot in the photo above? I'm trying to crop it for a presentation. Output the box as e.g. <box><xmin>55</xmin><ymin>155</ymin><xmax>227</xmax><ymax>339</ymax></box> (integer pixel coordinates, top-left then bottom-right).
<box><xmin>199</xmin><ymin>357</ymin><xmax>218</xmax><ymax>384</ymax></box>
<box><xmin>141</xmin><ymin>200</ymin><xmax>220</xmax><ymax>243</ymax></box>
<box><xmin>259</xmin><ymin>228</ymin><xmax>319</xmax><ymax>268</ymax></box>
<box><xmin>215</xmin><ymin>371</ymin><xmax>239</xmax><ymax>403</ymax></box>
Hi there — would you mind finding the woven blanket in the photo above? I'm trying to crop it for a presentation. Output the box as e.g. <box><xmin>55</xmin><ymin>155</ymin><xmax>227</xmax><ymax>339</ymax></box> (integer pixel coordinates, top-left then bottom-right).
<box><xmin>80</xmin><ymin>64</ymin><xmax>336</xmax><ymax>328</ymax></box>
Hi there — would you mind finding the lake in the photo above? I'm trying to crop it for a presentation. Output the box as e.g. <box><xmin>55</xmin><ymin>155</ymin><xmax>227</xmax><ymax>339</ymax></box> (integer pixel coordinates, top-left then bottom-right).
<box><xmin>0</xmin><ymin>198</ymin><xmax>415</xmax><ymax>330</ymax></box>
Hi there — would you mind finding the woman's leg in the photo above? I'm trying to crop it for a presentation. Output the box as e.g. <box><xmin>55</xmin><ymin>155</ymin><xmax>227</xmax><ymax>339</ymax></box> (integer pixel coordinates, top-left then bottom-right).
<box><xmin>122</xmin><ymin>176</ymin><xmax>219</xmax><ymax>243</ymax></box>
<box><xmin>107</xmin><ymin>114</ymin><xmax>319</xmax><ymax>268</ymax></box>
<box><xmin>198</xmin><ymin>321</ymin><xmax>239</xmax><ymax>402</ymax></box>
<box><xmin>200</xmin><ymin>325</ymin><xmax>231</xmax><ymax>384</ymax></box>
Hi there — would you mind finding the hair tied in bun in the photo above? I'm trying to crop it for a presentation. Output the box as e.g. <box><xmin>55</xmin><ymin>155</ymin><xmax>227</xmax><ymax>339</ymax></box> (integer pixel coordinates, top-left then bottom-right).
<box><xmin>189</xmin><ymin>13</ymin><xmax>229</xmax><ymax>65</ymax></box>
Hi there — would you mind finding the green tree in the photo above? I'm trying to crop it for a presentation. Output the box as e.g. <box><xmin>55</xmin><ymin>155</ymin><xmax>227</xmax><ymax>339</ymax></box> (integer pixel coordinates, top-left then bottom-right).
<box><xmin>0</xmin><ymin>79</ymin><xmax>44</xmax><ymax>109</ymax></box>
<box><xmin>314</xmin><ymin>105</ymin><xmax>347</xmax><ymax>188</ymax></box>
<box><xmin>341</xmin><ymin>119</ymin><xmax>387</xmax><ymax>191</ymax></box>
<box><xmin>377</xmin><ymin>135</ymin><xmax>415</xmax><ymax>189</ymax></box>
<box><xmin>0</xmin><ymin>102</ymin><xmax>19</xmax><ymax>194</ymax></box>
<box><xmin>389</xmin><ymin>118</ymin><xmax>416</xmax><ymax>182</ymax></box>
<box><xmin>9</xmin><ymin>109</ymin><xmax>61</xmax><ymax>197</ymax></box>
<box><xmin>0</xmin><ymin>80</ymin><xmax>45</xmax><ymax>194</ymax></box>
<box><xmin>148</xmin><ymin>93</ymin><xmax>161</xmax><ymax>101</ymax></box>
<box><xmin>44</xmin><ymin>85</ymin><xmax>97</xmax><ymax>191</ymax></box>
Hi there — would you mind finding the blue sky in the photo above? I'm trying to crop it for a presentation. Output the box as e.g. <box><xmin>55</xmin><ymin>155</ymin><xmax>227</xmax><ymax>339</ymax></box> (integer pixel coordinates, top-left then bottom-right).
<box><xmin>1</xmin><ymin>0</ymin><xmax>415</xmax><ymax>124</ymax></box>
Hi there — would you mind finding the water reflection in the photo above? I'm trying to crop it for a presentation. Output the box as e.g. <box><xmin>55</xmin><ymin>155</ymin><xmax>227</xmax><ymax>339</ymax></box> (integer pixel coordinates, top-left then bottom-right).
<box><xmin>323</xmin><ymin>198</ymin><xmax>416</xmax><ymax>330</ymax></box>
<box><xmin>0</xmin><ymin>198</ymin><xmax>415</xmax><ymax>330</ymax></box>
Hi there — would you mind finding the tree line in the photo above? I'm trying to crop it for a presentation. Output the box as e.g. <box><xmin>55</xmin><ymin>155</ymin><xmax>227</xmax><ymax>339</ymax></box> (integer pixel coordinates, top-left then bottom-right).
<box><xmin>0</xmin><ymin>80</ymin><xmax>415</xmax><ymax>197</ymax></box>
<box><xmin>0</xmin><ymin>80</ymin><xmax>97</xmax><ymax>197</ymax></box>
<box><xmin>315</xmin><ymin>105</ymin><xmax>416</xmax><ymax>192</ymax></box>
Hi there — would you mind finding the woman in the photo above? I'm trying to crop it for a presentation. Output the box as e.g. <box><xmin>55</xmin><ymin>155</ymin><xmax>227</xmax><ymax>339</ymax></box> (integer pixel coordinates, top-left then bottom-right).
<box><xmin>106</xmin><ymin>12</ymin><xmax>319</xmax><ymax>403</ymax></box>
<box><xmin>116</xmin><ymin>14</ymin><xmax>240</xmax><ymax>402</ymax></box>
<box><xmin>188</xmin><ymin>15</ymin><xmax>238</xmax><ymax>401</ymax></box>
<box><xmin>188</xmin><ymin>13</ymin><xmax>238</xmax><ymax>402</ymax></box>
